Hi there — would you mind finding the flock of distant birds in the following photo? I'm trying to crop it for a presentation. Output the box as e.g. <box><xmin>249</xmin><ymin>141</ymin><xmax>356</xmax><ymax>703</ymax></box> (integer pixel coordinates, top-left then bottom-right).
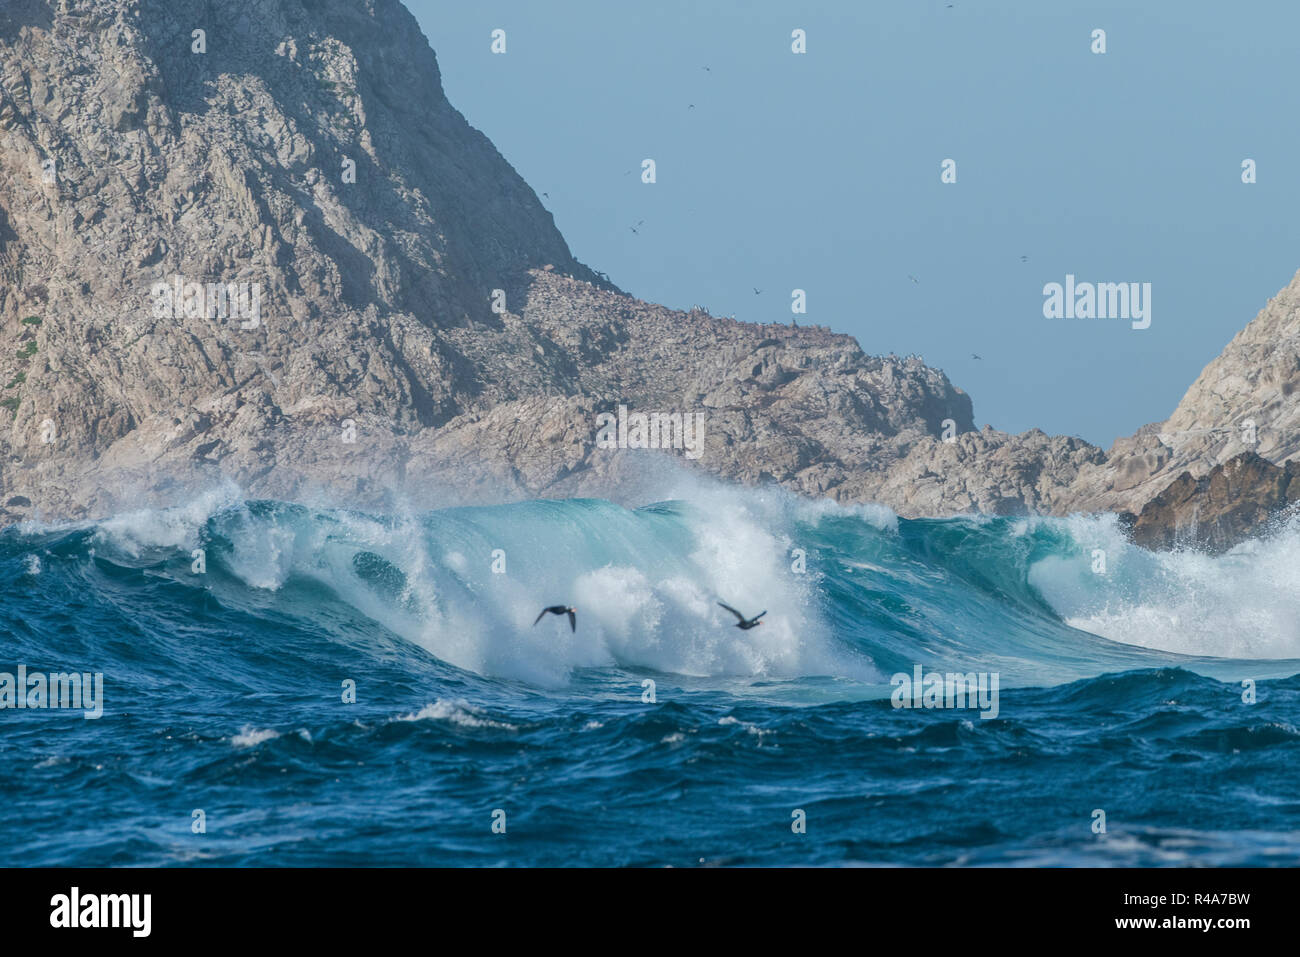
<box><xmin>533</xmin><ymin>602</ymin><xmax>766</xmax><ymax>634</ymax></box>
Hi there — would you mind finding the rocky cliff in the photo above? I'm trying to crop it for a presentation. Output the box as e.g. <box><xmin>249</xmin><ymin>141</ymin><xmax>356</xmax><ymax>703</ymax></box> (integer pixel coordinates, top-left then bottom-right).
<box><xmin>1126</xmin><ymin>452</ymin><xmax>1300</xmax><ymax>553</ymax></box>
<box><xmin>851</xmin><ymin>267</ymin><xmax>1300</xmax><ymax>545</ymax></box>
<box><xmin>0</xmin><ymin>0</ymin><xmax>973</xmax><ymax>520</ymax></box>
<box><xmin>1</xmin><ymin>0</ymin><xmax>1298</xmax><ymax>554</ymax></box>
<box><xmin>869</xmin><ymin>266</ymin><xmax>1300</xmax><ymax>544</ymax></box>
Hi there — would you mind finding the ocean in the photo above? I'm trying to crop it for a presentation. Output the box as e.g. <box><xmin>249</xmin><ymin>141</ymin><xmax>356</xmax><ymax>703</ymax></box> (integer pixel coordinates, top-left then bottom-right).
<box><xmin>2</xmin><ymin>481</ymin><xmax>1297</xmax><ymax>866</ymax></box>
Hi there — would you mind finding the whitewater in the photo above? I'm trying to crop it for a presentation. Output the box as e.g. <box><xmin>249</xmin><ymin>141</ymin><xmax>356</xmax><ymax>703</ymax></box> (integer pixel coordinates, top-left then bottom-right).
<box><xmin>1</xmin><ymin>477</ymin><xmax>1297</xmax><ymax>866</ymax></box>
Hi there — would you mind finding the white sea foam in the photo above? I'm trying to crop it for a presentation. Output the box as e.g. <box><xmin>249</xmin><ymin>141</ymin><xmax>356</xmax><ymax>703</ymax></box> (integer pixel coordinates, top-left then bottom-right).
<box><xmin>198</xmin><ymin>480</ymin><xmax>883</xmax><ymax>687</ymax></box>
<box><xmin>94</xmin><ymin>482</ymin><xmax>243</xmax><ymax>556</ymax></box>
<box><xmin>1029</xmin><ymin>512</ymin><xmax>1300</xmax><ymax>660</ymax></box>
<box><xmin>398</xmin><ymin>699</ymin><xmax>517</xmax><ymax>729</ymax></box>
<box><xmin>232</xmin><ymin>726</ymin><xmax>279</xmax><ymax>748</ymax></box>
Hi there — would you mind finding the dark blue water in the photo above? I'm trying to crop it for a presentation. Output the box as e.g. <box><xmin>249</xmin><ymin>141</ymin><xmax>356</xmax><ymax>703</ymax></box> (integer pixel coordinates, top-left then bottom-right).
<box><xmin>2</xmin><ymin>486</ymin><xmax>1297</xmax><ymax>865</ymax></box>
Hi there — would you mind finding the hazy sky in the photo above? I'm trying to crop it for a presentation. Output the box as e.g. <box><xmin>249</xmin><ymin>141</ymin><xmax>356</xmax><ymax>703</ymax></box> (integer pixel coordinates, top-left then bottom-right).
<box><xmin>405</xmin><ymin>0</ymin><xmax>1300</xmax><ymax>446</ymax></box>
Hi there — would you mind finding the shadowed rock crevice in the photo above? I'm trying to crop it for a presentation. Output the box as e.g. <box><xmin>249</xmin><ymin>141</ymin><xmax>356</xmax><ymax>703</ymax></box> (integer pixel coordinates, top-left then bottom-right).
<box><xmin>1128</xmin><ymin>453</ymin><xmax>1300</xmax><ymax>553</ymax></box>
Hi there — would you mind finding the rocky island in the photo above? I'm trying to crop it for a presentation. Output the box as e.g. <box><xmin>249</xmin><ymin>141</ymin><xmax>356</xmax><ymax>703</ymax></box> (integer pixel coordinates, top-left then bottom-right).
<box><xmin>1</xmin><ymin>0</ymin><xmax>1298</xmax><ymax>552</ymax></box>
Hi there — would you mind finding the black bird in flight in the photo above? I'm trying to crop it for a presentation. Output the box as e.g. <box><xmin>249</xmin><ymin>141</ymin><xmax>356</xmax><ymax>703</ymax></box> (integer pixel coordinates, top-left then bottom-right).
<box><xmin>718</xmin><ymin>602</ymin><xmax>766</xmax><ymax>630</ymax></box>
<box><xmin>534</xmin><ymin>605</ymin><xmax>577</xmax><ymax>632</ymax></box>
<box><xmin>753</xmin><ymin>288</ymin><xmax>762</xmax><ymax>295</ymax></box>
<box><xmin>630</xmin><ymin>219</ymin><xmax>644</xmax><ymax>234</ymax></box>
<box><xmin>971</xmin><ymin>353</ymin><xmax>982</xmax><ymax>360</ymax></box>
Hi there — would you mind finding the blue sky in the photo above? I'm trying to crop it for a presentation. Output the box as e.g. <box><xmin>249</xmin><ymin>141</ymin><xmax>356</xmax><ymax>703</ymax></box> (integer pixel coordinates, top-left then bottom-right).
<box><xmin>405</xmin><ymin>0</ymin><xmax>1300</xmax><ymax>446</ymax></box>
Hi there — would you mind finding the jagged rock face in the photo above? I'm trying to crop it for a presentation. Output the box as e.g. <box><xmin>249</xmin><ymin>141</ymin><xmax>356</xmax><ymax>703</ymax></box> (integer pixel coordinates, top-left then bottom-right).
<box><xmin>2</xmin><ymin>0</ymin><xmax>1298</xmax><ymax>555</ymax></box>
<box><xmin>0</xmin><ymin>0</ymin><xmax>975</xmax><ymax>521</ymax></box>
<box><xmin>1127</xmin><ymin>452</ymin><xmax>1300</xmax><ymax>553</ymax></box>
<box><xmin>856</xmin><ymin>266</ymin><xmax>1300</xmax><ymax>534</ymax></box>
<box><xmin>1152</xmin><ymin>270</ymin><xmax>1300</xmax><ymax>472</ymax></box>
<box><xmin>1056</xmin><ymin>268</ymin><xmax>1300</xmax><ymax>517</ymax></box>
<box><xmin>0</xmin><ymin>263</ymin><xmax>978</xmax><ymax>517</ymax></box>
<box><xmin>0</xmin><ymin>0</ymin><xmax>594</xmax><ymax>466</ymax></box>
<box><xmin>840</xmin><ymin>427</ymin><xmax>1106</xmax><ymax>516</ymax></box>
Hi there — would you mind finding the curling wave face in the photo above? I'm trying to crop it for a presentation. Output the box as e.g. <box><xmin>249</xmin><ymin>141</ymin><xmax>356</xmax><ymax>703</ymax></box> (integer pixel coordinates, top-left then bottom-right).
<box><xmin>2</xmin><ymin>482</ymin><xmax>1298</xmax><ymax>865</ymax></box>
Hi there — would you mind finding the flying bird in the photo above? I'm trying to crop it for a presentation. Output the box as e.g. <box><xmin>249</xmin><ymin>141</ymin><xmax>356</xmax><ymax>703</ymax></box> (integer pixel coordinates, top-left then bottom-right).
<box><xmin>971</xmin><ymin>353</ymin><xmax>982</xmax><ymax>360</ymax></box>
<box><xmin>1019</xmin><ymin>255</ymin><xmax>1029</xmax><ymax>263</ymax></box>
<box><xmin>753</xmin><ymin>288</ymin><xmax>762</xmax><ymax>295</ymax></box>
<box><xmin>717</xmin><ymin>602</ymin><xmax>766</xmax><ymax>630</ymax></box>
<box><xmin>533</xmin><ymin>605</ymin><xmax>577</xmax><ymax>632</ymax></box>
<box><xmin>908</xmin><ymin>275</ymin><xmax>919</xmax><ymax>284</ymax></box>
<box><xmin>629</xmin><ymin>219</ymin><xmax>644</xmax><ymax>234</ymax></box>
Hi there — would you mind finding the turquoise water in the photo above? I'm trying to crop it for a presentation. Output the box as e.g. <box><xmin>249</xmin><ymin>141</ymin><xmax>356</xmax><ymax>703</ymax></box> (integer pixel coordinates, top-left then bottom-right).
<box><xmin>2</xmin><ymin>484</ymin><xmax>1298</xmax><ymax>865</ymax></box>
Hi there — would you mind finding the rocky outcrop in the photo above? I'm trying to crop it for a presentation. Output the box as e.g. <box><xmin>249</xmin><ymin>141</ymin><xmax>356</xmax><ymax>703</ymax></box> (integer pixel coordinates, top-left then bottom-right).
<box><xmin>1126</xmin><ymin>452</ymin><xmax>1300</xmax><ymax>553</ymax></box>
<box><xmin>0</xmin><ymin>260</ymin><xmax>978</xmax><ymax>518</ymax></box>
<box><xmin>0</xmin><ymin>0</ymin><xmax>976</xmax><ymax>521</ymax></box>
<box><xmin>851</xmin><ymin>265</ymin><xmax>1300</xmax><ymax>530</ymax></box>
<box><xmin>0</xmin><ymin>0</ymin><xmax>596</xmax><ymax>468</ymax></box>
<box><xmin>2</xmin><ymin>0</ymin><xmax>1300</xmax><ymax>556</ymax></box>
<box><xmin>1058</xmin><ymin>268</ymin><xmax>1300</xmax><ymax>518</ymax></box>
